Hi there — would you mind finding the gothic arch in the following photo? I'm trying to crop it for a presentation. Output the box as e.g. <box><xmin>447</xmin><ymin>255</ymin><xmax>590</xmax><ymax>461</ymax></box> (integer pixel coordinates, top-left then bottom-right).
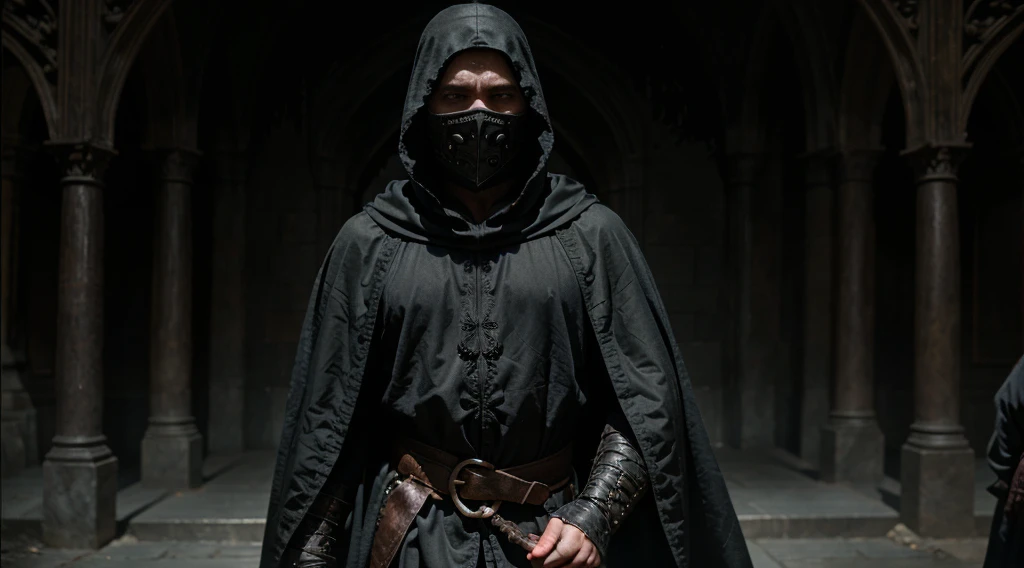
<box><xmin>854</xmin><ymin>0</ymin><xmax>928</xmax><ymax>147</ymax></box>
<box><xmin>1</xmin><ymin>4</ymin><xmax>58</xmax><ymax>138</ymax></box>
<box><xmin>728</xmin><ymin>5</ymin><xmax>779</xmax><ymax>152</ymax></box>
<box><xmin>968</xmin><ymin>64</ymin><xmax>1024</xmax><ymax>148</ymax></box>
<box><xmin>1</xmin><ymin>59</ymin><xmax>47</xmax><ymax>143</ymax></box>
<box><xmin>774</xmin><ymin>0</ymin><xmax>839</xmax><ymax>152</ymax></box>
<box><xmin>837</xmin><ymin>8</ymin><xmax>896</xmax><ymax>150</ymax></box>
<box><xmin>961</xmin><ymin>3</ymin><xmax>1024</xmax><ymax>132</ymax></box>
<box><xmin>137</xmin><ymin>10</ymin><xmax>201</xmax><ymax>150</ymax></box>
<box><xmin>95</xmin><ymin>0</ymin><xmax>175</xmax><ymax>145</ymax></box>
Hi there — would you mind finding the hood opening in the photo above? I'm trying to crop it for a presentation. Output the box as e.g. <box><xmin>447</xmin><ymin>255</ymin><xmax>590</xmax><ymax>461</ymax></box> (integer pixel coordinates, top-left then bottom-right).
<box><xmin>364</xmin><ymin>2</ymin><xmax>597</xmax><ymax>249</ymax></box>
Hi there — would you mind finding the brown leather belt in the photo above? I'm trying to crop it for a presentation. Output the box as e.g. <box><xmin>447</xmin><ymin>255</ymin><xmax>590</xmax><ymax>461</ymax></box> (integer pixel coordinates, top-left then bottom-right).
<box><xmin>369</xmin><ymin>438</ymin><xmax>573</xmax><ymax>568</ymax></box>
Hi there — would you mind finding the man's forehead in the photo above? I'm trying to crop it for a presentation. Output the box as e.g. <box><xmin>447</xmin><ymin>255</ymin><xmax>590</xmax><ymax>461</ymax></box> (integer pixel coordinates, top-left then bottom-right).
<box><xmin>440</xmin><ymin>49</ymin><xmax>515</xmax><ymax>78</ymax></box>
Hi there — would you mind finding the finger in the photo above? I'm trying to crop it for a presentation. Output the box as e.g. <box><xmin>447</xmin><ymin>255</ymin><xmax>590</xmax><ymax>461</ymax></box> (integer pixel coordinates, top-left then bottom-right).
<box><xmin>527</xmin><ymin>518</ymin><xmax>563</xmax><ymax>560</ymax></box>
<box><xmin>544</xmin><ymin>530</ymin><xmax>583</xmax><ymax>567</ymax></box>
<box><xmin>568</xmin><ymin>542</ymin><xmax>591</xmax><ymax>567</ymax></box>
<box><xmin>587</xmin><ymin>549</ymin><xmax>601</xmax><ymax>567</ymax></box>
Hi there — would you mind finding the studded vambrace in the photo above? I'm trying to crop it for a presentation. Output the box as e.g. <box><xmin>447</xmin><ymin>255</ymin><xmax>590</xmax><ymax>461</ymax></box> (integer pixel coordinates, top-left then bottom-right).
<box><xmin>550</xmin><ymin>424</ymin><xmax>649</xmax><ymax>559</ymax></box>
<box><xmin>280</xmin><ymin>483</ymin><xmax>353</xmax><ymax>568</ymax></box>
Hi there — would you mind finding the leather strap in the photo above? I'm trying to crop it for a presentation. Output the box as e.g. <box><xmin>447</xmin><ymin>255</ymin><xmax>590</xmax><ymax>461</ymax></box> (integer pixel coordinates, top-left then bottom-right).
<box><xmin>369</xmin><ymin>440</ymin><xmax>573</xmax><ymax>567</ymax></box>
<box><xmin>391</xmin><ymin>437</ymin><xmax>573</xmax><ymax>505</ymax></box>
<box><xmin>369</xmin><ymin>479</ymin><xmax>434</xmax><ymax>568</ymax></box>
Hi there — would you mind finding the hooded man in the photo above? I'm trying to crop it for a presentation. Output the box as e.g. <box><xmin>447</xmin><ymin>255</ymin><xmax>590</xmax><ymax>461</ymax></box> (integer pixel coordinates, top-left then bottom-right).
<box><xmin>261</xmin><ymin>4</ymin><xmax>751</xmax><ymax>568</ymax></box>
<box><xmin>984</xmin><ymin>356</ymin><xmax>1024</xmax><ymax>568</ymax></box>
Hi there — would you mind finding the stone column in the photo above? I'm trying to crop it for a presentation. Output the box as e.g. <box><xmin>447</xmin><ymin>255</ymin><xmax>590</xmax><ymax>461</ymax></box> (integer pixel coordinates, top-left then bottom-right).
<box><xmin>1</xmin><ymin>139</ymin><xmax>37</xmax><ymax>477</ymax></box>
<box><xmin>141</xmin><ymin>149</ymin><xmax>203</xmax><ymax>489</ymax></box>
<box><xmin>207</xmin><ymin>151</ymin><xmax>247</xmax><ymax>454</ymax></box>
<box><xmin>723</xmin><ymin>152</ymin><xmax>766</xmax><ymax>448</ymax></box>
<box><xmin>900</xmin><ymin>143</ymin><xmax>974</xmax><ymax>537</ymax></box>
<box><xmin>42</xmin><ymin>143</ymin><xmax>118</xmax><ymax>549</ymax></box>
<box><xmin>821</xmin><ymin>149</ymin><xmax>885</xmax><ymax>483</ymax></box>
<box><xmin>798</xmin><ymin>152</ymin><xmax>834</xmax><ymax>467</ymax></box>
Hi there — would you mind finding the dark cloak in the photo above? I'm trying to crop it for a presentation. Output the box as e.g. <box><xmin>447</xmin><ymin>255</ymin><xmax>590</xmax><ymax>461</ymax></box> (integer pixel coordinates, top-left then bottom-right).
<box><xmin>261</xmin><ymin>4</ymin><xmax>750</xmax><ymax>567</ymax></box>
<box><xmin>984</xmin><ymin>356</ymin><xmax>1024</xmax><ymax>568</ymax></box>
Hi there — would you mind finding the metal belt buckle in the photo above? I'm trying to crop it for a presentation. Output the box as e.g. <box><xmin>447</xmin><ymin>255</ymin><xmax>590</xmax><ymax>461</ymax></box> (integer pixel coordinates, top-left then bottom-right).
<box><xmin>448</xmin><ymin>458</ymin><xmax>503</xmax><ymax>519</ymax></box>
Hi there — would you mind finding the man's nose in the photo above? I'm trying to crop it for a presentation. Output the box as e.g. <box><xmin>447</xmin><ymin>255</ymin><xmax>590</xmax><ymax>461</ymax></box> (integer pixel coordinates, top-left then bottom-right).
<box><xmin>469</xmin><ymin>98</ymin><xmax>489</xmax><ymax>111</ymax></box>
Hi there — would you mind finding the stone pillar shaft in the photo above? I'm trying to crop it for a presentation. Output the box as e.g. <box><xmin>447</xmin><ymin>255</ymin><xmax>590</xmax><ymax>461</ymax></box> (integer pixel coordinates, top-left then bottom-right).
<box><xmin>208</xmin><ymin>152</ymin><xmax>247</xmax><ymax>453</ymax></box>
<box><xmin>900</xmin><ymin>143</ymin><xmax>974</xmax><ymax>537</ymax></box>
<box><xmin>799</xmin><ymin>152</ymin><xmax>834</xmax><ymax>466</ymax></box>
<box><xmin>141</xmin><ymin>149</ymin><xmax>202</xmax><ymax>489</ymax></box>
<box><xmin>151</xmin><ymin>154</ymin><xmax>194</xmax><ymax>419</ymax></box>
<box><xmin>42</xmin><ymin>143</ymin><xmax>118</xmax><ymax>549</ymax></box>
<box><xmin>820</xmin><ymin>149</ymin><xmax>884</xmax><ymax>483</ymax></box>
<box><xmin>834</xmin><ymin>152</ymin><xmax>878</xmax><ymax>416</ymax></box>
<box><xmin>908</xmin><ymin>146</ymin><xmax>969</xmax><ymax>444</ymax></box>
<box><xmin>723</xmin><ymin>152</ymin><xmax>763</xmax><ymax>449</ymax></box>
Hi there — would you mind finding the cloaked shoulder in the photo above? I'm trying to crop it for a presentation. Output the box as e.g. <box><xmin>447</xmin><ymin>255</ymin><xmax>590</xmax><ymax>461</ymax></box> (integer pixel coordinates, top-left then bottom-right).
<box><xmin>567</xmin><ymin>202</ymin><xmax>641</xmax><ymax>246</ymax></box>
<box><xmin>319</xmin><ymin>211</ymin><xmax>391</xmax><ymax>274</ymax></box>
<box><xmin>559</xmin><ymin>201</ymin><xmax>648</xmax><ymax>280</ymax></box>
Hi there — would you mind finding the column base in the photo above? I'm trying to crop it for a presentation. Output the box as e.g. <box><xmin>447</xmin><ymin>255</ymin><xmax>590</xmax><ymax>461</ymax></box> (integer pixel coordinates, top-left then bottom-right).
<box><xmin>141</xmin><ymin>418</ymin><xmax>203</xmax><ymax>489</ymax></box>
<box><xmin>42</xmin><ymin>437</ymin><xmax>118</xmax><ymax>549</ymax></box>
<box><xmin>819</xmin><ymin>416</ymin><xmax>884</xmax><ymax>483</ymax></box>
<box><xmin>900</xmin><ymin>441</ymin><xmax>975</xmax><ymax>537</ymax></box>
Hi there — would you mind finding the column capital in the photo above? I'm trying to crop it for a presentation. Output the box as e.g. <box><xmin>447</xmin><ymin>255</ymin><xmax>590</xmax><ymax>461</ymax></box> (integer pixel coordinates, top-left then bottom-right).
<box><xmin>798</xmin><ymin>149</ymin><xmax>838</xmax><ymax>188</ymax></box>
<box><xmin>149</xmin><ymin>148</ymin><xmax>201</xmax><ymax>184</ymax></box>
<box><xmin>209</xmin><ymin>151</ymin><xmax>249</xmax><ymax>184</ymax></box>
<box><xmin>723</xmin><ymin>151</ymin><xmax>764</xmax><ymax>186</ymax></box>
<box><xmin>837</xmin><ymin>147</ymin><xmax>885</xmax><ymax>184</ymax></box>
<box><xmin>901</xmin><ymin>142</ymin><xmax>972</xmax><ymax>183</ymax></box>
<box><xmin>45</xmin><ymin>141</ymin><xmax>116</xmax><ymax>184</ymax></box>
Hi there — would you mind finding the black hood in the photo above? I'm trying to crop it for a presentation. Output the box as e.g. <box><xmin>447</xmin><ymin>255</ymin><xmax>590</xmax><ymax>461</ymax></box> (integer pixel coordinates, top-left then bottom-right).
<box><xmin>364</xmin><ymin>2</ymin><xmax>596</xmax><ymax>250</ymax></box>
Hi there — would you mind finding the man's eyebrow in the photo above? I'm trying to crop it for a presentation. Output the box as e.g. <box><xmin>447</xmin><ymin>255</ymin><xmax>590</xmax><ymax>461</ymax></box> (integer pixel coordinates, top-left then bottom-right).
<box><xmin>437</xmin><ymin>83</ymin><xmax>473</xmax><ymax>93</ymax></box>
<box><xmin>437</xmin><ymin>79</ymin><xmax>518</xmax><ymax>92</ymax></box>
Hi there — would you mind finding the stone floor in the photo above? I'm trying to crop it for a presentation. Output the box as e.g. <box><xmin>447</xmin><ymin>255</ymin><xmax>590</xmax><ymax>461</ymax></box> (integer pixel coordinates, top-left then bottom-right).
<box><xmin>0</xmin><ymin>534</ymin><xmax>990</xmax><ymax>567</ymax></box>
<box><xmin>1</xmin><ymin>448</ymin><xmax>998</xmax><ymax>566</ymax></box>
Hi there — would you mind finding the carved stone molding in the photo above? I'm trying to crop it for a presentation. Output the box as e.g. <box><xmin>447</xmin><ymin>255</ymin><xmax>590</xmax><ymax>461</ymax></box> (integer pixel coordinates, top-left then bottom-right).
<box><xmin>891</xmin><ymin>0</ymin><xmax>919</xmax><ymax>33</ymax></box>
<box><xmin>151</xmin><ymin>148</ymin><xmax>200</xmax><ymax>185</ymax></box>
<box><xmin>799</xmin><ymin>150</ymin><xmax>838</xmax><ymax>189</ymax></box>
<box><xmin>103</xmin><ymin>0</ymin><xmax>136</xmax><ymax>33</ymax></box>
<box><xmin>724</xmin><ymin>152</ymin><xmax>764</xmax><ymax>187</ymax></box>
<box><xmin>209</xmin><ymin>152</ymin><xmax>248</xmax><ymax>185</ymax></box>
<box><xmin>903</xmin><ymin>143</ymin><xmax>972</xmax><ymax>183</ymax></box>
<box><xmin>2</xmin><ymin>0</ymin><xmax>58</xmax><ymax>81</ymax></box>
<box><xmin>964</xmin><ymin>0</ymin><xmax>1024</xmax><ymax>48</ymax></box>
<box><xmin>838</xmin><ymin>149</ymin><xmax>884</xmax><ymax>184</ymax></box>
<box><xmin>47</xmin><ymin>142</ymin><xmax>116</xmax><ymax>183</ymax></box>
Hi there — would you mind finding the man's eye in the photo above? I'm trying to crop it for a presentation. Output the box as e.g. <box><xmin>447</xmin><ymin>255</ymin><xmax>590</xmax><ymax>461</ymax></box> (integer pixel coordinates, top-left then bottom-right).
<box><xmin>493</xmin><ymin>93</ymin><xmax>513</xmax><ymax>99</ymax></box>
<box><xmin>443</xmin><ymin>93</ymin><xmax>464</xmax><ymax>100</ymax></box>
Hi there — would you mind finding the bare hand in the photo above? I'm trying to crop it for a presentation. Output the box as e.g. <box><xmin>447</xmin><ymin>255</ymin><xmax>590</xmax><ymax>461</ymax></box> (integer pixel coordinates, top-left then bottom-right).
<box><xmin>525</xmin><ymin>518</ymin><xmax>601</xmax><ymax>567</ymax></box>
<box><xmin>1006</xmin><ymin>456</ymin><xmax>1024</xmax><ymax>519</ymax></box>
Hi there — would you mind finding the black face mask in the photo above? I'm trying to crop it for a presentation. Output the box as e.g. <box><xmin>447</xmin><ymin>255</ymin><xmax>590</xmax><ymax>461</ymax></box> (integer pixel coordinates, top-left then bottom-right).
<box><xmin>427</xmin><ymin>108</ymin><xmax>527</xmax><ymax>191</ymax></box>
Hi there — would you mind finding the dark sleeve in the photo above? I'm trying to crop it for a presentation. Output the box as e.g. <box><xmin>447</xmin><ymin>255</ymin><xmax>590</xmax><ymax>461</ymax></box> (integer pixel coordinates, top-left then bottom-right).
<box><xmin>988</xmin><ymin>356</ymin><xmax>1024</xmax><ymax>484</ymax></box>
<box><xmin>551</xmin><ymin>421</ymin><xmax>650</xmax><ymax>560</ymax></box>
